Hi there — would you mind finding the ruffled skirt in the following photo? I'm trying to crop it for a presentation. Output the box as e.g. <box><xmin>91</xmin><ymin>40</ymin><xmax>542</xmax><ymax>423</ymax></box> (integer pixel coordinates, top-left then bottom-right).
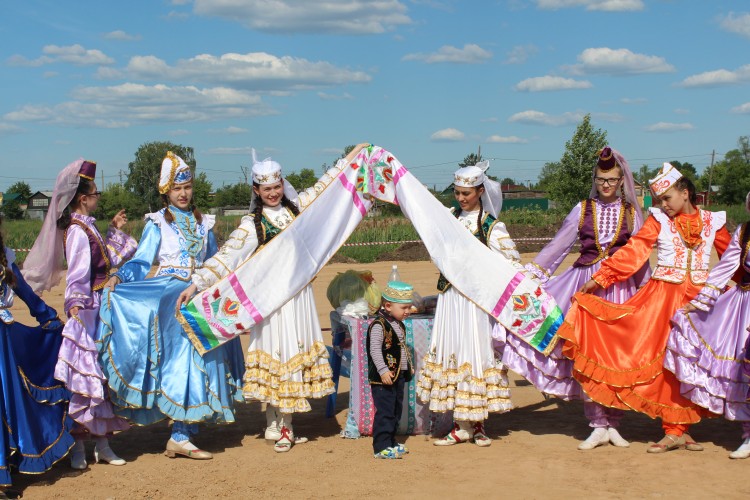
<box><xmin>1</xmin><ymin>321</ymin><xmax>73</xmax><ymax>486</ymax></box>
<box><xmin>417</xmin><ymin>286</ymin><xmax>512</xmax><ymax>422</ymax></box>
<box><xmin>243</xmin><ymin>284</ymin><xmax>334</xmax><ymax>413</ymax></box>
<box><xmin>664</xmin><ymin>286</ymin><xmax>750</xmax><ymax>420</ymax></box>
<box><xmin>55</xmin><ymin>295</ymin><xmax>129</xmax><ymax>436</ymax></box>
<box><xmin>98</xmin><ymin>276</ymin><xmax>245</xmax><ymax>425</ymax></box>
<box><xmin>558</xmin><ymin>279</ymin><xmax>708</xmax><ymax>424</ymax></box>
<box><xmin>502</xmin><ymin>263</ymin><xmax>637</xmax><ymax>400</ymax></box>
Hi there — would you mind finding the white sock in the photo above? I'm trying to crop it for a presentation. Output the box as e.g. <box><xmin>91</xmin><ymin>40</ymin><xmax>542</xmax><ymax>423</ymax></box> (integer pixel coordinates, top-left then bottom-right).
<box><xmin>94</xmin><ymin>436</ymin><xmax>110</xmax><ymax>449</ymax></box>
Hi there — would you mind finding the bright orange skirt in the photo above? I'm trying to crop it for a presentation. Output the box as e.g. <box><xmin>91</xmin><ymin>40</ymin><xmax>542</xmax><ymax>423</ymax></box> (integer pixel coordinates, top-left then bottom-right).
<box><xmin>558</xmin><ymin>279</ymin><xmax>709</xmax><ymax>424</ymax></box>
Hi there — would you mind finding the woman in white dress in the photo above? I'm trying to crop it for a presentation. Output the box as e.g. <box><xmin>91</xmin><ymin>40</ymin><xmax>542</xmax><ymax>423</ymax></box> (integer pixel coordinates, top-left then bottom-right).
<box><xmin>417</xmin><ymin>161</ymin><xmax>520</xmax><ymax>447</ymax></box>
<box><xmin>178</xmin><ymin>144</ymin><xmax>369</xmax><ymax>452</ymax></box>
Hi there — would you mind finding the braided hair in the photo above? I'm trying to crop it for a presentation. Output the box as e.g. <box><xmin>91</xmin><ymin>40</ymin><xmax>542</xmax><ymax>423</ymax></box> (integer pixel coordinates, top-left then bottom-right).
<box><xmin>673</xmin><ymin>177</ymin><xmax>698</xmax><ymax>206</ymax></box>
<box><xmin>251</xmin><ymin>181</ymin><xmax>300</xmax><ymax>245</ymax></box>
<box><xmin>0</xmin><ymin>216</ymin><xmax>16</xmax><ymax>287</ymax></box>
<box><xmin>56</xmin><ymin>177</ymin><xmax>94</xmax><ymax>231</ymax></box>
<box><xmin>161</xmin><ymin>193</ymin><xmax>203</xmax><ymax>225</ymax></box>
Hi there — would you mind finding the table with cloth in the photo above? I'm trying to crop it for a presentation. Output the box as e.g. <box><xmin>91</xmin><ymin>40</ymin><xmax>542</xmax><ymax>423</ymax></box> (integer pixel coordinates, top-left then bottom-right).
<box><xmin>328</xmin><ymin>311</ymin><xmax>453</xmax><ymax>438</ymax></box>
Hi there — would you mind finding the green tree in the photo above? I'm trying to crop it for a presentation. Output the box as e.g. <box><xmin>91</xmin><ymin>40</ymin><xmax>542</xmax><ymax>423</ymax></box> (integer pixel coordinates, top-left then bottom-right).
<box><xmin>2</xmin><ymin>181</ymin><xmax>32</xmax><ymax>219</ymax></box>
<box><xmin>285</xmin><ymin>168</ymin><xmax>318</xmax><ymax>191</ymax></box>
<box><xmin>536</xmin><ymin>161</ymin><xmax>561</xmax><ymax>192</ymax></box>
<box><xmin>124</xmin><ymin>141</ymin><xmax>196</xmax><ymax>213</ymax></box>
<box><xmin>717</xmin><ymin>139</ymin><xmax>750</xmax><ymax>204</ymax></box>
<box><xmin>459</xmin><ymin>152</ymin><xmax>482</xmax><ymax>168</ymax></box>
<box><xmin>192</xmin><ymin>172</ymin><xmax>213</xmax><ymax>211</ymax></box>
<box><xmin>213</xmin><ymin>182</ymin><xmax>252</xmax><ymax>208</ymax></box>
<box><xmin>96</xmin><ymin>183</ymin><xmax>143</xmax><ymax>219</ymax></box>
<box><xmin>541</xmin><ymin>114</ymin><xmax>608</xmax><ymax>209</ymax></box>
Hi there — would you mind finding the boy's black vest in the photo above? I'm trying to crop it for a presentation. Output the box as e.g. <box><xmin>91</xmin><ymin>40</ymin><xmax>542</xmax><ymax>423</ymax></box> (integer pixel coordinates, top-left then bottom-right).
<box><xmin>367</xmin><ymin>312</ymin><xmax>413</xmax><ymax>384</ymax></box>
<box><xmin>436</xmin><ymin>210</ymin><xmax>496</xmax><ymax>292</ymax></box>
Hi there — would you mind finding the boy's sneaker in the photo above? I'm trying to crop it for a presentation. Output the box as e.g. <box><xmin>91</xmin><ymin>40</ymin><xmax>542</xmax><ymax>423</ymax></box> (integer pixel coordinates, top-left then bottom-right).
<box><xmin>373</xmin><ymin>447</ymin><xmax>402</xmax><ymax>459</ymax></box>
<box><xmin>393</xmin><ymin>443</ymin><xmax>409</xmax><ymax>455</ymax></box>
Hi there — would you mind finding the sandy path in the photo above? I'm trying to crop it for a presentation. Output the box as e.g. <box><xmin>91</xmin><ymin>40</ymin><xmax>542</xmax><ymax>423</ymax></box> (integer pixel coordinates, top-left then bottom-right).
<box><xmin>9</xmin><ymin>253</ymin><xmax>750</xmax><ymax>499</ymax></box>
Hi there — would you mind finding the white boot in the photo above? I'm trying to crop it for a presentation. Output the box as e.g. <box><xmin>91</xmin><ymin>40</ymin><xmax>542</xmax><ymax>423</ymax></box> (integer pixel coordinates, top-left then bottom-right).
<box><xmin>93</xmin><ymin>437</ymin><xmax>126</xmax><ymax>465</ymax></box>
<box><xmin>729</xmin><ymin>437</ymin><xmax>750</xmax><ymax>459</ymax></box>
<box><xmin>607</xmin><ymin>427</ymin><xmax>630</xmax><ymax>448</ymax></box>
<box><xmin>434</xmin><ymin>421</ymin><xmax>473</xmax><ymax>446</ymax></box>
<box><xmin>578</xmin><ymin>427</ymin><xmax>609</xmax><ymax>450</ymax></box>
<box><xmin>264</xmin><ymin>405</ymin><xmax>281</xmax><ymax>442</ymax></box>
<box><xmin>273</xmin><ymin>414</ymin><xmax>308</xmax><ymax>453</ymax></box>
<box><xmin>70</xmin><ymin>439</ymin><xmax>87</xmax><ymax>470</ymax></box>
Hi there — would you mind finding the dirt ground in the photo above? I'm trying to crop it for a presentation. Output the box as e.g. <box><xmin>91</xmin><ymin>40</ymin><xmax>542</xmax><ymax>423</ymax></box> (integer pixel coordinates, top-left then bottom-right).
<box><xmin>8</xmin><ymin>253</ymin><xmax>750</xmax><ymax>499</ymax></box>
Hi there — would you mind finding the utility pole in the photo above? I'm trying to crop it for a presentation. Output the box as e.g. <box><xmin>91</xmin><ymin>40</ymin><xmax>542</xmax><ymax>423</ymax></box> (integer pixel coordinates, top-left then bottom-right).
<box><xmin>706</xmin><ymin>149</ymin><xmax>715</xmax><ymax>206</ymax></box>
<box><xmin>101</xmin><ymin>168</ymin><xmax>104</xmax><ymax>190</ymax></box>
<box><xmin>119</xmin><ymin>169</ymin><xmax>124</xmax><ymax>185</ymax></box>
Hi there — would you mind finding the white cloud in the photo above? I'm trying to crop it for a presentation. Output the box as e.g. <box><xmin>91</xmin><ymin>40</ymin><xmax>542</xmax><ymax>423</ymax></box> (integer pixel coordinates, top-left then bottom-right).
<box><xmin>620</xmin><ymin>97</ymin><xmax>647</xmax><ymax>104</ymax></box>
<box><xmin>104</xmin><ymin>30</ymin><xmax>142</xmax><ymax>41</ymax></box>
<box><xmin>515</xmin><ymin>76</ymin><xmax>592</xmax><ymax>92</ymax></box>
<box><xmin>430</xmin><ymin>128</ymin><xmax>465</xmax><ymax>141</ymax></box>
<box><xmin>171</xmin><ymin>0</ymin><xmax>192</xmax><ymax>5</ymax></box>
<box><xmin>674</xmin><ymin>108</ymin><xmax>690</xmax><ymax>114</ymax></box>
<box><xmin>719</xmin><ymin>12</ymin><xmax>750</xmax><ymax>39</ymax></box>
<box><xmin>193</xmin><ymin>0</ymin><xmax>411</xmax><ymax>34</ymax></box>
<box><xmin>7</xmin><ymin>44</ymin><xmax>114</xmax><ymax>67</ymax></box>
<box><xmin>504</xmin><ymin>44</ymin><xmax>538</xmax><ymax>64</ymax></box>
<box><xmin>730</xmin><ymin>102</ymin><xmax>750</xmax><ymax>114</ymax></box>
<box><xmin>536</xmin><ymin>0</ymin><xmax>643</xmax><ymax>11</ymax></box>
<box><xmin>3</xmin><ymin>83</ymin><xmax>273</xmax><ymax>128</ymax></box>
<box><xmin>679</xmin><ymin>64</ymin><xmax>750</xmax><ymax>88</ymax></box>
<box><xmin>166</xmin><ymin>11</ymin><xmax>190</xmax><ymax>20</ymax></box>
<box><xmin>568</xmin><ymin>47</ymin><xmax>674</xmax><ymax>75</ymax></box>
<box><xmin>0</xmin><ymin>123</ymin><xmax>23</xmax><ymax>134</ymax></box>
<box><xmin>123</xmin><ymin>52</ymin><xmax>371</xmax><ymax>91</ymax></box>
<box><xmin>644</xmin><ymin>122</ymin><xmax>694</xmax><ymax>133</ymax></box>
<box><xmin>403</xmin><ymin>44</ymin><xmax>492</xmax><ymax>64</ymax></box>
<box><xmin>169</xmin><ymin>129</ymin><xmax>190</xmax><ymax>136</ymax></box>
<box><xmin>485</xmin><ymin>135</ymin><xmax>528</xmax><ymax>144</ymax></box>
<box><xmin>508</xmin><ymin>110</ymin><xmax>584</xmax><ymax>126</ymax></box>
<box><xmin>208</xmin><ymin>126</ymin><xmax>248</xmax><ymax>134</ymax></box>
<box><xmin>317</xmin><ymin>92</ymin><xmax>354</xmax><ymax>101</ymax></box>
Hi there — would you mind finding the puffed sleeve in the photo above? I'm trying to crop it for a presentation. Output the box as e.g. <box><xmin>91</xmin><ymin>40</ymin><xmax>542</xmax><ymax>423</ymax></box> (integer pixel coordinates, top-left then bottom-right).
<box><xmin>105</xmin><ymin>225</ymin><xmax>138</xmax><ymax>267</ymax></box>
<box><xmin>591</xmin><ymin>214</ymin><xmax>660</xmax><ymax>289</ymax></box>
<box><xmin>114</xmin><ymin>221</ymin><xmax>161</xmax><ymax>283</ymax></box>
<box><xmin>525</xmin><ymin>203</ymin><xmax>581</xmax><ymax>283</ymax></box>
<box><xmin>295</xmin><ymin>160</ymin><xmax>348</xmax><ymax>212</ymax></box>
<box><xmin>488</xmin><ymin>220</ymin><xmax>522</xmax><ymax>263</ymax></box>
<box><xmin>689</xmin><ymin>225</ymin><xmax>743</xmax><ymax>311</ymax></box>
<box><xmin>192</xmin><ymin>216</ymin><xmax>259</xmax><ymax>291</ymax></box>
<box><xmin>64</xmin><ymin>225</ymin><xmax>94</xmax><ymax>314</ymax></box>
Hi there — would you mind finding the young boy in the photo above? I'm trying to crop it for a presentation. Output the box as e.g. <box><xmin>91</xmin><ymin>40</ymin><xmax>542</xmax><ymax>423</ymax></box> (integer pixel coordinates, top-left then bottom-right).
<box><xmin>367</xmin><ymin>280</ymin><xmax>415</xmax><ymax>459</ymax></box>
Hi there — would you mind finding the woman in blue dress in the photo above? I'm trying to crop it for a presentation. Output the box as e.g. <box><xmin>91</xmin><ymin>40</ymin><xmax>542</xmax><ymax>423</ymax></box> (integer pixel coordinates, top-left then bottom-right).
<box><xmin>1</xmin><ymin>217</ymin><xmax>73</xmax><ymax>490</ymax></box>
<box><xmin>98</xmin><ymin>152</ymin><xmax>244</xmax><ymax>460</ymax></box>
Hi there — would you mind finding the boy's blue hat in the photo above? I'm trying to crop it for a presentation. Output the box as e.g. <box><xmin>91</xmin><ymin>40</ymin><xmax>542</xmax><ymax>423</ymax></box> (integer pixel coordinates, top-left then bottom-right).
<box><xmin>382</xmin><ymin>280</ymin><xmax>413</xmax><ymax>304</ymax></box>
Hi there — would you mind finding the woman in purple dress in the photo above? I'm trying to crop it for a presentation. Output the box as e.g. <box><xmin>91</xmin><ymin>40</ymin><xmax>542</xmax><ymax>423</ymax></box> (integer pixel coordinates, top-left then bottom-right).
<box><xmin>502</xmin><ymin>147</ymin><xmax>649</xmax><ymax>450</ymax></box>
<box><xmin>23</xmin><ymin>159</ymin><xmax>137</xmax><ymax>470</ymax></box>
<box><xmin>665</xmin><ymin>191</ymin><xmax>750</xmax><ymax>459</ymax></box>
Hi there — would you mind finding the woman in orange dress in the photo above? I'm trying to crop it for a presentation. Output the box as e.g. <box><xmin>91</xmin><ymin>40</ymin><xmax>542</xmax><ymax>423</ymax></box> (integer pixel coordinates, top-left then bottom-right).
<box><xmin>559</xmin><ymin>163</ymin><xmax>731</xmax><ymax>453</ymax></box>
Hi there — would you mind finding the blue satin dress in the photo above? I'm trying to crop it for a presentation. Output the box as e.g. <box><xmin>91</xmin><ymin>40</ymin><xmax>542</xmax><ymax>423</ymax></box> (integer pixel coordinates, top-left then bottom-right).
<box><xmin>1</xmin><ymin>251</ymin><xmax>73</xmax><ymax>486</ymax></box>
<box><xmin>97</xmin><ymin>208</ymin><xmax>244</xmax><ymax>432</ymax></box>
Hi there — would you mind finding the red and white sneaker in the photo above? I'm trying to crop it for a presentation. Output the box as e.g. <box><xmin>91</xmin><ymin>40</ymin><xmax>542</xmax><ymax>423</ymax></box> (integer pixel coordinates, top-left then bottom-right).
<box><xmin>472</xmin><ymin>422</ymin><xmax>492</xmax><ymax>447</ymax></box>
<box><xmin>434</xmin><ymin>423</ymin><xmax>472</xmax><ymax>446</ymax></box>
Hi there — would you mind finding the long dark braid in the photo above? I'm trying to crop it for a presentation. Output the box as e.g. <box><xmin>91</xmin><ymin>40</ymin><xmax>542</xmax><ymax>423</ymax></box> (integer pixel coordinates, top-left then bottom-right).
<box><xmin>0</xmin><ymin>218</ymin><xmax>16</xmax><ymax>287</ymax></box>
<box><xmin>252</xmin><ymin>194</ymin><xmax>265</xmax><ymax>244</ymax></box>
<box><xmin>476</xmin><ymin>196</ymin><xmax>488</xmax><ymax>245</ymax></box>
<box><xmin>56</xmin><ymin>178</ymin><xmax>93</xmax><ymax>230</ymax></box>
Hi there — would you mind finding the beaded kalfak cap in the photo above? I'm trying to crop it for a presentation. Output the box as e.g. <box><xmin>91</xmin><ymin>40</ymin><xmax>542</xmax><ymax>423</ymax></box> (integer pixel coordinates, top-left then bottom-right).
<box><xmin>382</xmin><ymin>280</ymin><xmax>414</xmax><ymax>304</ymax></box>
<box><xmin>596</xmin><ymin>147</ymin><xmax>617</xmax><ymax>171</ymax></box>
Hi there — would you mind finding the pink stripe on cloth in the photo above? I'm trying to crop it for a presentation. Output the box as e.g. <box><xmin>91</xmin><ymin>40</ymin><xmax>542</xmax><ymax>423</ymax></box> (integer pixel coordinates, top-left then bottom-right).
<box><xmin>491</xmin><ymin>272</ymin><xmax>526</xmax><ymax>317</ymax></box>
<box><xmin>392</xmin><ymin>166</ymin><xmax>407</xmax><ymax>185</ymax></box>
<box><xmin>338</xmin><ymin>174</ymin><xmax>368</xmax><ymax>216</ymax></box>
<box><xmin>228</xmin><ymin>274</ymin><xmax>264</xmax><ymax>323</ymax></box>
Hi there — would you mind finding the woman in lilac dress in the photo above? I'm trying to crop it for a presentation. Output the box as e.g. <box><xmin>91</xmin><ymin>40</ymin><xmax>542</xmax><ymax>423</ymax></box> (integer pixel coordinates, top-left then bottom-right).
<box><xmin>502</xmin><ymin>147</ymin><xmax>649</xmax><ymax>450</ymax></box>
<box><xmin>23</xmin><ymin>159</ymin><xmax>137</xmax><ymax>470</ymax></box>
<box><xmin>665</xmin><ymin>191</ymin><xmax>750</xmax><ymax>459</ymax></box>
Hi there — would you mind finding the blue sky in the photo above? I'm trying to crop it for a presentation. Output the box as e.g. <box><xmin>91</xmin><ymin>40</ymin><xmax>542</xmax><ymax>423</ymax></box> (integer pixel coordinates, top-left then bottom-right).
<box><xmin>1</xmin><ymin>0</ymin><xmax>749</xmax><ymax>194</ymax></box>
